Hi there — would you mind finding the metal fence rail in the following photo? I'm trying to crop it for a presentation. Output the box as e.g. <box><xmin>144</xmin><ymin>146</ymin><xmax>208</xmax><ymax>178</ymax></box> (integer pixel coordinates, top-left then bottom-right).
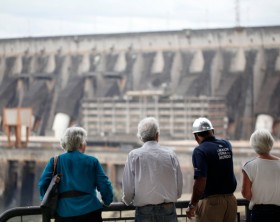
<box><xmin>0</xmin><ymin>199</ymin><xmax>249</xmax><ymax>222</ymax></box>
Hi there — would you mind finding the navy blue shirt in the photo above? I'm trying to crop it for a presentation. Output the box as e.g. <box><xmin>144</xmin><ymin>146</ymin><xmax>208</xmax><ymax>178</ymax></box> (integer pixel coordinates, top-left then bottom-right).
<box><xmin>192</xmin><ymin>136</ymin><xmax>237</xmax><ymax>198</ymax></box>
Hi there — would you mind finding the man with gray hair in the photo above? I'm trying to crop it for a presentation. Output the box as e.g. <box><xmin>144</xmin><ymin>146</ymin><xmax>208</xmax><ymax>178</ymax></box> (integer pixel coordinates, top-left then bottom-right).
<box><xmin>122</xmin><ymin>117</ymin><xmax>183</xmax><ymax>222</ymax></box>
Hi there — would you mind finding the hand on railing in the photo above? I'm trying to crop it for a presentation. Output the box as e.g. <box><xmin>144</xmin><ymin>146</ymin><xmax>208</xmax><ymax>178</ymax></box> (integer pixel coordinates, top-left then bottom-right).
<box><xmin>186</xmin><ymin>206</ymin><xmax>196</xmax><ymax>220</ymax></box>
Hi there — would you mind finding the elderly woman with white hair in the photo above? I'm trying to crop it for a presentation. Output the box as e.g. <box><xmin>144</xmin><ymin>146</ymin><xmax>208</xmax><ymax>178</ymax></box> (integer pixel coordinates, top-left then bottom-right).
<box><xmin>38</xmin><ymin>126</ymin><xmax>113</xmax><ymax>222</ymax></box>
<box><xmin>242</xmin><ymin>129</ymin><xmax>280</xmax><ymax>222</ymax></box>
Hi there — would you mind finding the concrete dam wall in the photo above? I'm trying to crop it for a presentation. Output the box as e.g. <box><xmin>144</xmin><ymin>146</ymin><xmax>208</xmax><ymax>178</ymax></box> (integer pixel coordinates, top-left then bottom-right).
<box><xmin>0</xmin><ymin>26</ymin><xmax>280</xmax><ymax>140</ymax></box>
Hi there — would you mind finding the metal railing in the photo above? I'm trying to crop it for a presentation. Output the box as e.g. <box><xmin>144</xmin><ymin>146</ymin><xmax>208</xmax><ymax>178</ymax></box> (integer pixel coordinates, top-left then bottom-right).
<box><xmin>0</xmin><ymin>199</ymin><xmax>249</xmax><ymax>222</ymax></box>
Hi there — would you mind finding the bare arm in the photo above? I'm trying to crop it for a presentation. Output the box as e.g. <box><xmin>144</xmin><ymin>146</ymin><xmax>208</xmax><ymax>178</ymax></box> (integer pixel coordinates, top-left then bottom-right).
<box><xmin>190</xmin><ymin>177</ymin><xmax>206</xmax><ymax>205</ymax></box>
<box><xmin>241</xmin><ymin>169</ymin><xmax>252</xmax><ymax>200</ymax></box>
<box><xmin>186</xmin><ymin>177</ymin><xmax>206</xmax><ymax>220</ymax></box>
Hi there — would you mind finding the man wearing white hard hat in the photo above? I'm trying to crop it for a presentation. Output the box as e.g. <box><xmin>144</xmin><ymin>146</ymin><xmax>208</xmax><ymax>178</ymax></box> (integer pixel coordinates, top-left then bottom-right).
<box><xmin>186</xmin><ymin>117</ymin><xmax>237</xmax><ymax>222</ymax></box>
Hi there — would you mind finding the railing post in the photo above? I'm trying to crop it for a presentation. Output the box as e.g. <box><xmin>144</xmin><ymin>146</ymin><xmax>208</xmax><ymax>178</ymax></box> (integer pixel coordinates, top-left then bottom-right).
<box><xmin>245</xmin><ymin>205</ymin><xmax>250</xmax><ymax>222</ymax></box>
<box><xmin>42</xmin><ymin>214</ymin><xmax>50</xmax><ymax>222</ymax></box>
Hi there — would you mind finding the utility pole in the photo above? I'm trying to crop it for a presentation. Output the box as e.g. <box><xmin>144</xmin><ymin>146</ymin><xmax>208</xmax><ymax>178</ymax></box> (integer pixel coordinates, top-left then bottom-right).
<box><xmin>235</xmin><ymin>0</ymin><xmax>240</xmax><ymax>27</ymax></box>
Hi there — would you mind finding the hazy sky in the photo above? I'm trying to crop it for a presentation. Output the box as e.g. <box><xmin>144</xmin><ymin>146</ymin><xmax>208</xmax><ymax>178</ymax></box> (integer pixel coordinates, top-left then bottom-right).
<box><xmin>0</xmin><ymin>0</ymin><xmax>279</xmax><ymax>38</ymax></box>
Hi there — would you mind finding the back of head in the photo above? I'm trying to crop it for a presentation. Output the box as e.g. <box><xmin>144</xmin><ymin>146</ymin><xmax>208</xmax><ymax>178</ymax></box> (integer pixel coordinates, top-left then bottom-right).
<box><xmin>250</xmin><ymin>129</ymin><xmax>274</xmax><ymax>154</ymax></box>
<box><xmin>137</xmin><ymin>117</ymin><xmax>160</xmax><ymax>142</ymax></box>
<box><xmin>60</xmin><ymin>126</ymin><xmax>87</xmax><ymax>151</ymax></box>
<box><xmin>192</xmin><ymin>117</ymin><xmax>214</xmax><ymax>136</ymax></box>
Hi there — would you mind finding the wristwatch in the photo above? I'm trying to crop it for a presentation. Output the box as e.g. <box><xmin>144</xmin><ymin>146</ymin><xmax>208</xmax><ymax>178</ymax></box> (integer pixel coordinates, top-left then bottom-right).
<box><xmin>188</xmin><ymin>203</ymin><xmax>196</xmax><ymax>209</ymax></box>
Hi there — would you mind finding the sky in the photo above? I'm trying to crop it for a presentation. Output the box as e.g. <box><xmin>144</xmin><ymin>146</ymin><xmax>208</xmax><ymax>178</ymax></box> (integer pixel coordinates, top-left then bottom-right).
<box><xmin>0</xmin><ymin>0</ymin><xmax>279</xmax><ymax>39</ymax></box>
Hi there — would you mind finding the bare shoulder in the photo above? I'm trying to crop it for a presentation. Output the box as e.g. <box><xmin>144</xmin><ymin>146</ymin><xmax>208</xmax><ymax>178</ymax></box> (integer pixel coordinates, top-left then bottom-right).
<box><xmin>271</xmin><ymin>155</ymin><xmax>280</xmax><ymax>160</ymax></box>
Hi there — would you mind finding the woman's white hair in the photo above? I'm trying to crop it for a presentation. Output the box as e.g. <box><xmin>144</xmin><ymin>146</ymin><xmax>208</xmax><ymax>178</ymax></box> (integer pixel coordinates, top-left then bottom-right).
<box><xmin>60</xmin><ymin>126</ymin><xmax>87</xmax><ymax>151</ymax></box>
<box><xmin>137</xmin><ymin>117</ymin><xmax>160</xmax><ymax>142</ymax></box>
<box><xmin>250</xmin><ymin>129</ymin><xmax>274</xmax><ymax>154</ymax></box>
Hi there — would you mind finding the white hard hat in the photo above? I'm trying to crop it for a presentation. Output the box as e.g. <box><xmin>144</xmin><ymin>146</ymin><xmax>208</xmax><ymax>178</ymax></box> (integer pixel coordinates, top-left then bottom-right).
<box><xmin>192</xmin><ymin>117</ymin><xmax>214</xmax><ymax>134</ymax></box>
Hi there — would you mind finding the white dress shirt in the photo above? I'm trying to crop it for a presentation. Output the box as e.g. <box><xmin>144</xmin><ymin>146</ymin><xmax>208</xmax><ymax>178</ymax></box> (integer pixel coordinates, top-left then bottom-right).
<box><xmin>122</xmin><ymin>141</ymin><xmax>183</xmax><ymax>207</ymax></box>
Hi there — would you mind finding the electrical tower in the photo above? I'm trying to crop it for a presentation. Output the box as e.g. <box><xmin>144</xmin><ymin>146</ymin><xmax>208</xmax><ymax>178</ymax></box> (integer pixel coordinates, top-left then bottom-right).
<box><xmin>235</xmin><ymin>0</ymin><xmax>240</xmax><ymax>27</ymax></box>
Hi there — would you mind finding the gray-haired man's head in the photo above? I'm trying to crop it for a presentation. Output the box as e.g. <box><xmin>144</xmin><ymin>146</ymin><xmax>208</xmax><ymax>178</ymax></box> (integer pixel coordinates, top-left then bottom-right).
<box><xmin>137</xmin><ymin>117</ymin><xmax>160</xmax><ymax>142</ymax></box>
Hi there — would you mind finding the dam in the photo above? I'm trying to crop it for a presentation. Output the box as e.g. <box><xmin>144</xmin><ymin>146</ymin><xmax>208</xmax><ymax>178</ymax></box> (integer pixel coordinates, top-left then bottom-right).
<box><xmin>0</xmin><ymin>25</ymin><xmax>280</xmax><ymax>213</ymax></box>
<box><xmin>0</xmin><ymin>26</ymin><xmax>280</xmax><ymax>141</ymax></box>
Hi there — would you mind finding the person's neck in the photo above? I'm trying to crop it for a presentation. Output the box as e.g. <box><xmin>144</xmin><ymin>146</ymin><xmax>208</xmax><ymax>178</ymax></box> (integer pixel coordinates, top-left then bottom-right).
<box><xmin>198</xmin><ymin>135</ymin><xmax>214</xmax><ymax>144</ymax></box>
<box><xmin>258</xmin><ymin>153</ymin><xmax>280</xmax><ymax>160</ymax></box>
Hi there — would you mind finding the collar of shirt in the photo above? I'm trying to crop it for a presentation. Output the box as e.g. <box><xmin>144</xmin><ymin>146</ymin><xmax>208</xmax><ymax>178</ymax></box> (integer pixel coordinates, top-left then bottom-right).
<box><xmin>142</xmin><ymin>140</ymin><xmax>158</xmax><ymax>148</ymax></box>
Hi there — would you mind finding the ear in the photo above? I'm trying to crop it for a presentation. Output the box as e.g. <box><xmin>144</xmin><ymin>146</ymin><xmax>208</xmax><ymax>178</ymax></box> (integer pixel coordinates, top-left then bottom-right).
<box><xmin>194</xmin><ymin>134</ymin><xmax>200</xmax><ymax>144</ymax></box>
<box><xmin>155</xmin><ymin>132</ymin><xmax>159</xmax><ymax>142</ymax></box>
<box><xmin>79</xmin><ymin>143</ymin><xmax>86</xmax><ymax>153</ymax></box>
